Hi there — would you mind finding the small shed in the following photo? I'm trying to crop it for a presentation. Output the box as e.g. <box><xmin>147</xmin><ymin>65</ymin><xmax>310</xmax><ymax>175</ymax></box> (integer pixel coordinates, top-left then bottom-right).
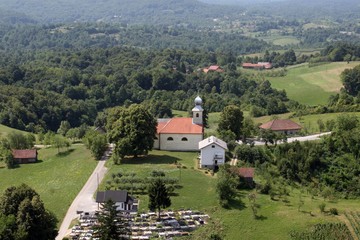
<box><xmin>230</xmin><ymin>167</ymin><xmax>255</xmax><ymax>188</ymax></box>
<box><xmin>12</xmin><ymin>149</ymin><xmax>38</xmax><ymax>164</ymax></box>
<box><xmin>96</xmin><ymin>190</ymin><xmax>137</xmax><ymax>212</ymax></box>
<box><xmin>259</xmin><ymin>119</ymin><xmax>302</xmax><ymax>134</ymax></box>
<box><xmin>199</xmin><ymin>136</ymin><xmax>227</xmax><ymax>169</ymax></box>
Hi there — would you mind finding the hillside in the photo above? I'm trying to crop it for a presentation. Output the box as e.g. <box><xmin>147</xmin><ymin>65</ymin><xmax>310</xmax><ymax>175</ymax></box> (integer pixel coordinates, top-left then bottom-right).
<box><xmin>267</xmin><ymin>62</ymin><xmax>360</xmax><ymax>105</ymax></box>
<box><xmin>0</xmin><ymin>0</ymin><xmax>242</xmax><ymax>25</ymax></box>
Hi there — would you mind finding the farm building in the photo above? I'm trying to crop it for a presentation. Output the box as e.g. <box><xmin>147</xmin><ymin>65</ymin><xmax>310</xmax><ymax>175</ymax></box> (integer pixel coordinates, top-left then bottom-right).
<box><xmin>154</xmin><ymin>96</ymin><xmax>204</xmax><ymax>151</ymax></box>
<box><xmin>198</xmin><ymin>136</ymin><xmax>227</xmax><ymax>169</ymax></box>
<box><xmin>242</xmin><ymin>62</ymin><xmax>272</xmax><ymax>69</ymax></box>
<box><xmin>12</xmin><ymin>149</ymin><xmax>38</xmax><ymax>164</ymax></box>
<box><xmin>96</xmin><ymin>190</ymin><xmax>138</xmax><ymax>212</ymax></box>
<box><xmin>259</xmin><ymin>119</ymin><xmax>302</xmax><ymax>134</ymax></box>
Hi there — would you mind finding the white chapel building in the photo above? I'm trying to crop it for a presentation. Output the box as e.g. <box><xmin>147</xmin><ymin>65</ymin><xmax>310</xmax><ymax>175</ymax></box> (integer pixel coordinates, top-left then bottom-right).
<box><xmin>199</xmin><ymin>136</ymin><xmax>228</xmax><ymax>169</ymax></box>
<box><xmin>153</xmin><ymin>96</ymin><xmax>204</xmax><ymax>151</ymax></box>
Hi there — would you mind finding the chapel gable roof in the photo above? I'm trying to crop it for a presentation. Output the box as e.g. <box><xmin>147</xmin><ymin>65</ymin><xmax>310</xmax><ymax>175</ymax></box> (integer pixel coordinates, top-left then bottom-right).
<box><xmin>157</xmin><ymin>118</ymin><xmax>203</xmax><ymax>134</ymax></box>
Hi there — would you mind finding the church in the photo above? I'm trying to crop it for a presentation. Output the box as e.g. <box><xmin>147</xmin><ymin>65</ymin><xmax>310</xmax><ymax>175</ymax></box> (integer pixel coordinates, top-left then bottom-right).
<box><xmin>153</xmin><ymin>96</ymin><xmax>204</xmax><ymax>151</ymax></box>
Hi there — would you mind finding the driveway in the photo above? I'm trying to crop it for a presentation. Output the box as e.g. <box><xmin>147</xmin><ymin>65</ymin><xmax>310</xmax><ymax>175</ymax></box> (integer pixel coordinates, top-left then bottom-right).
<box><xmin>55</xmin><ymin>145</ymin><xmax>113</xmax><ymax>240</ymax></box>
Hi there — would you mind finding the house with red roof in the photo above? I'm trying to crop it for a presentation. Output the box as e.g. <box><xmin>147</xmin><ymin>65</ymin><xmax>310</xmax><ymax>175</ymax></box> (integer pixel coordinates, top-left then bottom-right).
<box><xmin>154</xmin><ymin>96</ymin><xmax>204</xmax><ymax>151</ymax></box>
<box><xmin>259</xmin><ymin>119</ymin><xmax>302</xmax><ymax>134</ymax></box>
<box><xmin>12</xmin><ymin>149</ymin><xmax>38</xmax><ymax>164</ymax></box>
<box><xmin>203</xmin><ymin>65</ymin><xmax>224</xmax><ymax>73</ymax></box>
<box><xmin>230</xmin><ymin>167</ymin><xmax>255</xmax><ymax>188</ymax></box>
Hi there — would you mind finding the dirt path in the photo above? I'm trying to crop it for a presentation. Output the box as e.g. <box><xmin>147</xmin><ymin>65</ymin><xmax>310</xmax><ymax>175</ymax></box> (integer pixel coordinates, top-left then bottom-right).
<box><xmin>55</xmin><ymin>145</ymin><xmax>113</xmax><ymax>240</ymax></box>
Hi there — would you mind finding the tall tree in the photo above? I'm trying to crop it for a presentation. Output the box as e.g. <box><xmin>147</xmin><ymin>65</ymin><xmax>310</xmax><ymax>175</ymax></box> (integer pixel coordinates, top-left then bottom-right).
<box><xmin>341</xmin><ymin>65</ymin><xmax>360</xmax><ymax>96</ymax></box>
<box><xmin>148</xmin><ymin>178</ymin><xmax>171</xmax><ymax>219</ymax></box>
<box><xmin>94</xmin><ymin>199</ymin><xmax>128</xmax><ymax>240</ymax></box>
<box><xmin>107</xmin><ymin>104</ymin><xmax>157</xmax><ymax>158</ymax></box>
<box><xmin>217</xmin><ymin>105</ymin><xmax>244</xmax><ymax>141</ymax></box>
<box><xmin>0</xmin><ymin>184</ymin><xmax>58</xmax><ymax>240</ymax></box>
<box><xmin>83</xmin><ymin>129</ymin><xmax>108</xmax><ymax>160</ymax></box>
<box><xmin>216</xmin><ymin>165</ymin><xmax>237</xmax><ymax>207</ymax></box>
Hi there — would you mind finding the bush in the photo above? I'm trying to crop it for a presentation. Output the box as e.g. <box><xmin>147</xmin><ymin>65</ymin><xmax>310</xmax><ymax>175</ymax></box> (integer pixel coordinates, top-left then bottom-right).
<box><xmin>330</xmin><ymin>208</ymin><xmax>338</xmax><ymax>215</ymax></box>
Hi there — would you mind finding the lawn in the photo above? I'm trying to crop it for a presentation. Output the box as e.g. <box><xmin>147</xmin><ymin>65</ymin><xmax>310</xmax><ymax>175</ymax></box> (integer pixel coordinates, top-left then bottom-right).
<box><xmin>267</xmin><ymin>62</ymin><xmax>360</xmax><ymax>105</ymax></box>
<box><xmin>101</xmin><ymin>150</ymin><xmax>360</xmax><ymax>239</ymax></box>
<box><xmin>0</xmin><ymin>144</ymin><xmax>98</xmax><ymax>227</ymax></box>
<box><xmin>0</xmin><ymin>124</ymin><xmax>28</xmax><ymax>137</ymax></box>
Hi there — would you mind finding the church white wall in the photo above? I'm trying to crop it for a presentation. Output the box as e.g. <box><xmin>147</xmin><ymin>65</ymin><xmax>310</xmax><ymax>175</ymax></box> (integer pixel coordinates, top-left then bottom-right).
<box><xmin>153</xmin><ymin>134</ymin><xmax>160</xmax><ymax>149</ymax></box>
<box><xmin>159</xmin><ymin>133</ymin><xmax>203</xmax><ymax>151</ymax></box>
<box><xmin>200</xmin><ymin>144</ymin><xmax>225</xmax><ymax>168</ymax></box>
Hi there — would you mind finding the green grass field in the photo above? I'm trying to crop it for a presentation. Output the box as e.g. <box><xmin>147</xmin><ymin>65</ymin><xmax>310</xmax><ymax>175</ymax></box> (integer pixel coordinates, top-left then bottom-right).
<box><xmin>267</xmin><ymin>62</ymin><xmax>360</xmax><ymax>105</ymax></box>
<box><xmin>0</xmin><ymin>145</ymin><xmax>97</xmax><ymax>227</ymax></box>
<box><xmin>102</xmin><ymin>150</ymin><xmax>360</xmax><ymax>240</ymax></box>
<box><xmin>0</xmin><ymin>124</ymin><xmax>28</xmax><ymax>137</ymax></box>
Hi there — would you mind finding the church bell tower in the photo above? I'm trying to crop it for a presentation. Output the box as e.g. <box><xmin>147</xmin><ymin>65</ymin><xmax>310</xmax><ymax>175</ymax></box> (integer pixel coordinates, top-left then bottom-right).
<box><xmin>192</xmin><ymin>96</ymin><xmax>203</xmax><ymax>125</ymax></box>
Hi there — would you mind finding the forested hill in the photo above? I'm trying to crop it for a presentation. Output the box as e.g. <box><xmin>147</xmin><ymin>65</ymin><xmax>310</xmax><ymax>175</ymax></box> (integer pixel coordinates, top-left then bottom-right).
<box><xmin>0</xmin><ymin>0</ymin><xmax>243</xmax><ymax>25</ymax></box>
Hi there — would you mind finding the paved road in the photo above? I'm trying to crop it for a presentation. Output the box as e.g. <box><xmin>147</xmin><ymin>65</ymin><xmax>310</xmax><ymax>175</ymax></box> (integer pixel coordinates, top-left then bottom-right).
<box><xmin>56</xmin><ymin>145</ymin><xmax>113</xmax><ymax>240</ymax></box>
<box><xmin>239</xmin><ymin>132</ymin><xmax>332</xmax><ymax>146</ymax></box>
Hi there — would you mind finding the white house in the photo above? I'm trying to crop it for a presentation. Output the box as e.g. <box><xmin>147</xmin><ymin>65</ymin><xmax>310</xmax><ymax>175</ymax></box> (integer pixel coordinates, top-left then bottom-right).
<box><xmin>199</xmin><ymin>136</ymin><xmax>228</xmax><ymax>169</ymax></box>
<box><xmin>153</xmin><ymin>96</ymin><xmax>204</xmax><ymax>151</ymax></box>
<box><xmin>95</xmin><ymin>190</ymin><xmax>138</xmax><ymax>212</ymax></box>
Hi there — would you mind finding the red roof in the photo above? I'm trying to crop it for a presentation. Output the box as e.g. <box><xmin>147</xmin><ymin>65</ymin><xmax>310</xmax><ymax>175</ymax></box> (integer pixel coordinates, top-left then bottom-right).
<box><xmin>157</xmin><ymin>118</ymin><xmax>203</xmax><ymax>134</ymax></box>
<box><xmin>12</xmin><ymin>149</ymin><xmax>37</xmax><ymax>159</ymax></box>
<box><xmin>238</xmin><ymin>168</ymin><xmax>255</xmax><ymax>178</ymax></box>
<box><xmin>259</xmin><ymin>119</ymin><xmax>302</xmax><ymax>131</ymax></box>
<box><xmin>208</xmin><ymin>65</ymin><xmax>221</xmax><ymax>70</ymax></box>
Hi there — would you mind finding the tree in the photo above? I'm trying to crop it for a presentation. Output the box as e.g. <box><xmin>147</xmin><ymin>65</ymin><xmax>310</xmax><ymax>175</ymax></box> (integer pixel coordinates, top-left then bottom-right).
<box><xmin>341</xmin><ymin>65</ymin><xmax>360</xmax><ymax>96</ymax></box>
<box><xmin>94</xmin><ymin>199</ymin><xmax>128</xmax><ymax>240</ymax></box>
<box><xmin>57</xmin><ymin>120</ymin><xmax>71</xmax><ymax>136</ymax></box>
<box><xmin>107</xmin><ymin>104</ymin><xmax>157</xmax><ymax>158</ymax></box>
<box><xmin>148</xmin><ymin>178</ymin><xmax>171</xmax><ymax>219</ymax></box>
<box><xmin>248</xmin><ymin>192</ymin><xmax>259</xmax><ymax>219</ymax></box>
<box><xmin>84</xmin><ymin>129</ymin><xmax>108</xmax><ymax>160</ymax></box>
<box><xmin>51</xmin><ymin>135</ymin><xmax>70</xmax><ymax>153</ymax></box>
<box><xmin>217</xmin><ymin>105</ymin><xmax>244</xmax><ymax>141</ymax></box>
<box><xmin>7</xmin><ymin>131</ymin><xmax>34</xmax><ymax>149</ymax></box>
<box><xmin>216</xmin><ymin>165</ymin><xmax>237</xmax><ymax>207</ymax></box>
<box><xmin>0</xmin><ymin>184</ymin><xmax>58</xmax><ymax>240</ymax></box>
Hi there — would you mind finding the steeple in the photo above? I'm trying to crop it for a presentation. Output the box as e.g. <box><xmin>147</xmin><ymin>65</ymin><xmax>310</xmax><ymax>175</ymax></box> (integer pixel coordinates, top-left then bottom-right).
<box><xmin>192</xmin><ymin>96</ymin><xmax>203</xmax><ymax>125</ymax></box>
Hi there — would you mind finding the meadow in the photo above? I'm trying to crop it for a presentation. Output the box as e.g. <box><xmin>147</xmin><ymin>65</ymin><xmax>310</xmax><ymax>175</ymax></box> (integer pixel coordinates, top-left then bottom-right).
<box><xmin>266</xmin><ymin>62</ymin><xmax>360</xmax><ymax>105</ymax></box>
<box><xmin>102</xmin><ymin>150</ymin><xmax>360</xmax><ymax>240</ymax></box>
<box><xmin>0</xmin><ymin>144</ymin><xmax>97</xmax><ymax>227</ymax></box>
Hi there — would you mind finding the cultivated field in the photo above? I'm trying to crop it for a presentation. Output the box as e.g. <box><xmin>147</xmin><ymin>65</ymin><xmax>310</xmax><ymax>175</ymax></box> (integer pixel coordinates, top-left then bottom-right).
<box><xmin>0</xmin><ymin>144</ymin><xmax>97</xmax><ymax>227</ymax></box>
<box><xmin>267</xmin><ymin>62</ymin><xmax>360</xmax><ymax>105</ymax></box>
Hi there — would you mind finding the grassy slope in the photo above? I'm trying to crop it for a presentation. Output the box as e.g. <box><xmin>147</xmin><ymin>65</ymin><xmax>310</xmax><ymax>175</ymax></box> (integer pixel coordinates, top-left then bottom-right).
<box><xmin>267</xmin><ymin>62</ymin><xmax>360</xmax><ymax>105</ymax></box>
<box><xmin>102</xmin><ymin>150</ymin><xmax>360</xmax><ymax>240</ymax></box>
<box><xmin>0</xmin><ymin>145</ymin><xmax>97</xmax><ymax>226</ymax></box>
<box><xmin>0</xmin><ymin>124</ymin><xmax>28</xmax><ymax>137</ymax></box>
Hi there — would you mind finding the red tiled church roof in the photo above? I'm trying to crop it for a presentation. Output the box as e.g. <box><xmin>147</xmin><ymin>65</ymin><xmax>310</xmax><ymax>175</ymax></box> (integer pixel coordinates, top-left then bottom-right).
<box><xmin>157</xmin><ymin>118</ymin><xmax>203</xmax><ymax>134</ymax></box>
<box><xmin>12</xmin><ymin>149</ymin><xmax>37</xmax><ymax>159</ymax></box>
<box><xmin>259</xmin><ymin>119</ymin><xmax>302</xmax><ymax>131</ymax></box>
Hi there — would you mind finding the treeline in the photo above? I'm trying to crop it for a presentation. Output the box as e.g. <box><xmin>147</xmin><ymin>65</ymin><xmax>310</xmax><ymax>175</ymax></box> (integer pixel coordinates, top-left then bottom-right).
<box><xmin>0</xmin><ymin>45</ymin><xmax>291</xmax><ymax>132</ymax></box>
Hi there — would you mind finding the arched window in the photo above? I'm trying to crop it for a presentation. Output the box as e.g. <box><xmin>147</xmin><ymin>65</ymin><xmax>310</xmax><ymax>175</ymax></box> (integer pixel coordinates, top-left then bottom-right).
<box><xmin>167</xmin><ymin>137</ymin><xmax>174</xmax><ymax>141</ymax></box>
<box><xmin>196</xmin><ymin>113</ymin><xmax>199</xmax><ymax>118</ymax></box>
<box><xmin>181</xmin><ymin>137</ymin><xmax>188</xmax><ymax>141</ymax></box>
<box><xmin>154</xmin><ymin>137</ymin><xmax>158</xmax><ymax>140</ymax></box>
<box><xmin>212</xmin><ymin>145</ymin><xmax>215</xmax><ymax>148</ymax></box>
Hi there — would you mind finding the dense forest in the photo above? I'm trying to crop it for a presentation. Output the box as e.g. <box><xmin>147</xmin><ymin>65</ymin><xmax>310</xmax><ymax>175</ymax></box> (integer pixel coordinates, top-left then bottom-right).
<box><xmin>0</xmin><ymin>44</ymin><xmax>290</xmax><ymax>132</ymax></box>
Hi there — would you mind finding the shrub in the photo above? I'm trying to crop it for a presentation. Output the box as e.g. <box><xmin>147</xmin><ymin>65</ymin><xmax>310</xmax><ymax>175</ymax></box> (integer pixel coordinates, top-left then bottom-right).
<box><xmin>319</xmin><ymin>203</ymin><xmax>326</xmax><ymax>213</ymax></box>
<box><xmin>330</xmin><ymin>208</ymin><xmax>338</xmax><ymax>215</ymax></box>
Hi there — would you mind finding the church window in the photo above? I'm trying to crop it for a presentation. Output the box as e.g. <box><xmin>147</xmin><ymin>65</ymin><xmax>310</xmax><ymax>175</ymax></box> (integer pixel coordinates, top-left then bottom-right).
<box><xmin>181</xmin><ymin>137</ymin><xmax>188</xmax><ymax>141</ymax></box>
<box><xmin>196</xmin><ymin>113</ymin><xmax>199</xmax><ymax>117</ymax></box>
<box><xmin>167</xmin><ymin>137</ymin><xmax>174</xmax><ymax>141</ymax></box>
<box><xmin>212</xmin><ymin>145</ymin><xmax>215</xmax><ymax>148</ymax></box>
